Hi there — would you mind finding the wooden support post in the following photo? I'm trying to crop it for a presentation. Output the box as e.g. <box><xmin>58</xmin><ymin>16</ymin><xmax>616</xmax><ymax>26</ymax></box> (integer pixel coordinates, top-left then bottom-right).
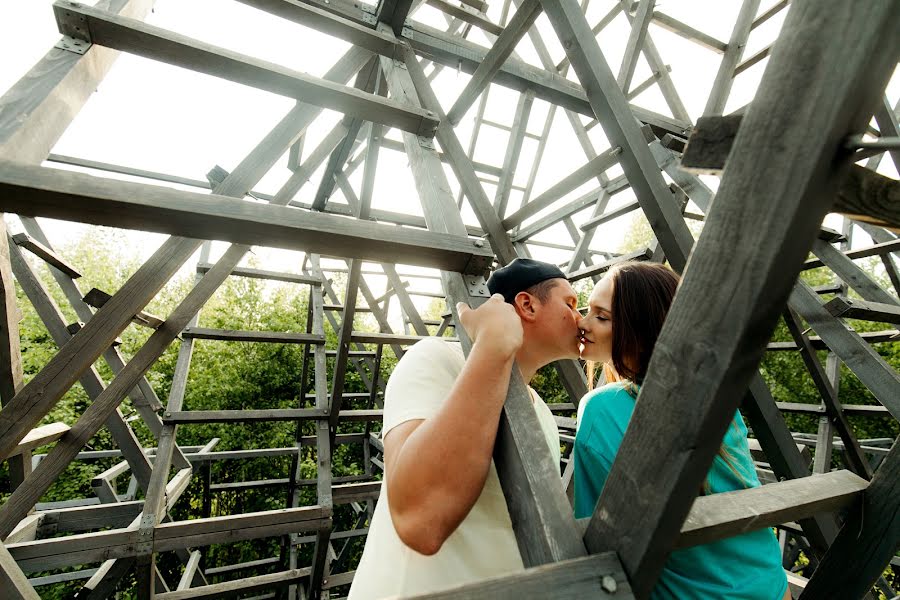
<box><xmin>575</xmin><ymin>0</ymin><xmax>899</xmax><ymax>593</ymax></box>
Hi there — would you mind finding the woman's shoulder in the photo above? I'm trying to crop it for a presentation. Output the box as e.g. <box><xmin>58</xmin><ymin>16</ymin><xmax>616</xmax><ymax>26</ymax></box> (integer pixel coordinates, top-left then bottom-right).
<box><xmin>578</xmin><ymin>382</ymin><xmax>636</xmax><ymax>422</ymax></box>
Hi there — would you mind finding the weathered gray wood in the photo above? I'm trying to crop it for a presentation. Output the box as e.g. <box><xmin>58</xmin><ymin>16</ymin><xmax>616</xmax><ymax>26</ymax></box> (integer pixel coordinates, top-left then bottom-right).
<box><xmin>811</xmin><ymin>238</ymin><xmax>900</xmax><ymax>306</ymax></box>
<box><xmin>0</xmin><ymin>232</ymin><xmax>198</xmax><ymax>462</ymax></box>
<box><xmin>7</xmin><ymin>506</ymin><xmax>331</xmax><ymax>571</ymax></box>
<box><xmin>0</xmin><ymin>222</ymin><xmax>23</xmax><ymax>478</ymax></box>
<box><xmin>181</xmin><ymin>328</ymin><xmax>326</xmax><ymax>344</ymax></box>
<box><xmin>677</xmin><ymin>470</ymin><xmax>866</xmax><ymax>549</ymax></box>
<box><xmin>163</xmin><ymin>409</ymin><xmax>329</xmax><ymax>423</ymax></box>
<box><xmin>783</xmin><ymin>307</ymin><xmax>872</xmax><ymax>478</ymax></box>
<box><xmin>7</xmin><ymin>423</ymin><xmax>69</xmax><ymax>456</ymax></box>
<box><xmin>800</xmin><ymin>440</ymin><xmax>900</xmax><ymax>598</ymax></box>
<box><xmin>11</xmin><ymin>233</ymin><xmax>81</xmax><ymax>279</ymax></box>
<box><xmin>579</xmin><ymin>0</ymin><xmax>900</xmax><ymax>593</ymax></box>
<box><xmin>575</xmin><ymin>465</ymin><xmax>848</xmax><ymax>545</ymax></box>
<box><xmin>617</xmin><ymin>0</ymin><xmax>655</xmax><ymax>94</ymax></box>
<box><xmin>52</xmin><ymin>2</ymin><xmax>439</xmax><ymax>136</ymax></box>
<box><xmin>789</xmin><ymin>281</ymin><xmax>900</xmax><ymax>420</ymax></box>
<box><xmin>28</xmin><ymin>568</ymin><xmax>98</xmax><ymax>587</ymax></box>
<box><xmin>646</xmin><ymin>11</ymin><xmax>726</xmax><ymax>54</ymax></box>
<box><xmin>196</xmin><ymin>264</ymin><xmax>320</xmax><ymax>286</ymax></box>
<box><xmin>446</xmin><ymin>0</ymin><xmax>541</xmax><ymax>125</ymax></box>
<box><xmin>0</xmin><ymin>542</ymin><xmax>40</xmax><ymax>600</ymax></box>
<box><xmin>703</xmin><ymin>0</ymin><xmax>759</xmax><ymax>115</ymax></box>
<box><xmin>541</xmin><ymin>0</ymin><xmax>695</xmax><ymax>274</ymax></box>
<box><xmin>501</xmin><ymin>148</ymin><xmax>622</xmax><ymax>230</ymax></box>
<box><xmin>158</xmin><ymin>568</ymin><xmax>312</xmax><ymax>600</ymax></box>
<box><xmin>0</xmin><ymin>0</ymin><xmax>155</xmax><ymax>164</ymax></box>
<box><xmin>566</xmin><ymin>248</ymin><xmax>653</xmax><ymax>282</ymax></box>
<box><xmin>236</xmin><ymin>0</ymin><xmax>399</xmax><ymax>57</ymax></box>
<box><xmin>175</xmin><ymin>550</ymin><xmax>201</xmax><ymax>591</ymax></box>
<box><xmin>82</xmin><ymin>287</ymin><xmax>163</xmax><ymax>328</ymax></box>
<box><xmin>0</xmin><ymin>163</ymin><xmax>494</xmax><ymax>275</ymax></box>
<box><xmin>825</xmin><ymin>297</ymin><xmax>900</xmax><ymax>325</ymax></box>
<box><xmin>802</xmin><ymin>239</ymin><xmax>900</xmax><ymax>270</ymax></box>
<box><xmin>383</xmin><ymin>50</ymin><xmax>594</xmax><ymax>572</ymax></box>
<box><xmin>402</xmin><ymin>552</ymin><xmax>631</xmax><ymax>599</ymax></box>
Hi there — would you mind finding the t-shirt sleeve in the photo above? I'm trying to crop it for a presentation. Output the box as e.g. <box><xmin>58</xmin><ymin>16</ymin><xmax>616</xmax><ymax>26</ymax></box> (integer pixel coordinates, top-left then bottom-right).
<box><xmin>382</xmin><ymin>338</ymin><xmax>464</xmax><ymax>436</ymax></box>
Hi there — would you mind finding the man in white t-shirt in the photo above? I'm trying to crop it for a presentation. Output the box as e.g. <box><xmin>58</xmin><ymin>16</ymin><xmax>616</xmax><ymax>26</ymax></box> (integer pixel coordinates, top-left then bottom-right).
<box><xmin>349</xmin><ymin>259</ymin><xmax>583</xmax><ymax>599</ymax></box>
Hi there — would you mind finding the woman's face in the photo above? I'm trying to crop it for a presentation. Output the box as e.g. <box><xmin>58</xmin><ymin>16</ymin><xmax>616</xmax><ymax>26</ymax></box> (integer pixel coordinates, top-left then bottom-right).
<box><xmin>578</xmin><ymin>274</ymin><xmax>614</xmax><ymax>363</ymax></box>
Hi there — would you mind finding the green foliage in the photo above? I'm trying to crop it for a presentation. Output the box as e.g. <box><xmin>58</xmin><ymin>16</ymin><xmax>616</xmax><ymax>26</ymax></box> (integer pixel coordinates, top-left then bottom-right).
<box><xmin>10</xmin><ymin>227</ymin><xmax>899</xmax><ymax>597</ymax></box>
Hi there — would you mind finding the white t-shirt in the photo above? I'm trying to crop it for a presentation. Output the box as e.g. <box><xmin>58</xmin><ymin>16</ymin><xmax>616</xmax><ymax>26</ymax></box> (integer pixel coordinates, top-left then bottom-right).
<box><xmin>348</xmin><ymin>338</ymin><xmax>561</xmax><ymax>599</ymax></box>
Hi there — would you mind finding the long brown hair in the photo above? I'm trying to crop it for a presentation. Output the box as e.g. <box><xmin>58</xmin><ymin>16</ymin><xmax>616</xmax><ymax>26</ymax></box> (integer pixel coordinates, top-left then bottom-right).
<box><xmin>585</xmin><ymin>262</ymin><xmax>749</xmax><ymax>492</ymax></box>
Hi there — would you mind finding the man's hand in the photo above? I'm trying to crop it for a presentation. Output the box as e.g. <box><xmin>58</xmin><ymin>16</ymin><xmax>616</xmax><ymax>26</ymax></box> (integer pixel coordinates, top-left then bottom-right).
<box><xmin>456</xmin><ymin>294</ymin><xmax>523</xmax><ymax>358</ymax></box>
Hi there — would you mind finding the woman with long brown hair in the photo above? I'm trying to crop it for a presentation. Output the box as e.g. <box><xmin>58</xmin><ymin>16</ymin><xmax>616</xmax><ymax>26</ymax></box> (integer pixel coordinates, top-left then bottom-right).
<box><xmin>575</xmin><ymin>262</ymin><xmax>790</xmax><ymax>600</ymax></box>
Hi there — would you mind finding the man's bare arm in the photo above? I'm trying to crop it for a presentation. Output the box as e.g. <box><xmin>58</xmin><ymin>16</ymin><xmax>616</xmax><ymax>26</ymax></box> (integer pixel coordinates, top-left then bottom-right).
<box><xmin>384</xmin><ymin>295</ymin><xmax>521</xmax><ymax>555</ymax></box>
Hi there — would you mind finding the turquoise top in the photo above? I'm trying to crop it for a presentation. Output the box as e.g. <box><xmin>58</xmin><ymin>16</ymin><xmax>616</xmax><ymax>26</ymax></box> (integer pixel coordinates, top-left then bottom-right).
<box><xmin>574</xmin><ymin>382</ymin><xmax>788</xmax><ymax>600</ymax></box>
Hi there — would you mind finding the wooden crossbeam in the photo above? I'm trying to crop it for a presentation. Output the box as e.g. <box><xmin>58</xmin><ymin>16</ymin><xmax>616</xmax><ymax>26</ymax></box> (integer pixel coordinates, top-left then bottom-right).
<box><xmin>52</xmin><ymin>2</ymin><xmax>439</xmax><ymax>136</ymax></box>
<box><xmin>7</xmin><ymin>506</ymin><xmax>330</xmax><ymax>572</ymax></box>
<box><xmin>677</xmin><ymin>470</ymin><xmax>866</xmax><ymax>549</ymax></box>
<box><xmin>157</xmin><ymin>568</ymin><xmax>312</xmax><ymax>600</ymax></box>
<box><xmin>11</xmin><ymin>233</ymin><xmax>81</xmax><ymax>279</ymax></box>
<box><xmin>682</xmin><ymin>114</ymin><xmax>900</xmax><ymax>232</ymax></box>
<box><xmin>566</xmin><ymin>0</ymin><xmax>900</xmax><ymax>593</ymax></box>
<box><xmin>181</xmin><ymin>328</ymin><xmax>326</xmax><ymax>344</ymax></box>
<box><xmin>825</xmin><ymin>297</ymin><xmax>900</xmax><ymax>325</ymax></box>
<box><xmin>196</xmin><ymin>264</ymin><xmax>320</xmax><ymax>286</ymax></box>
<box><xmin>0</xmin><ymin>163</ymin><xmax>494</xmax><ymax>275</ymax></box>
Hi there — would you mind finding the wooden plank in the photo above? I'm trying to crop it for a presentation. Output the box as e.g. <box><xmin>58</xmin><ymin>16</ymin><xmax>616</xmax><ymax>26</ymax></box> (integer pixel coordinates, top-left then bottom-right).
<box><xmin>181</xmin><ymin>328</ymin><xmax>326</xmax><ymax>344</ymax></box>
<box><xmin>8</xmin><ymin>423</ymin><xmax>69</xmax><ymax>456</ymax></box>
<box><xmin>776</xmin><ymin>402</ymin><xmax>889</xmax><ymax>417</ymax></box>
<box><xmin>683</xmin><ymin>115</ymin><xmax>900</xmax><ymax>232</ymax></box>
<box><xmin>0</xmin><ymin>0</ymin><xmax>155</xmax><ymax>164</ymax></box>
<box><xmin>404</xmin><ymin>22</ymin><xmax>690</xmax><ymax>137</ymax></box>
<box><xmin>11</xmin><ymin>233</ymin><xmax>81</xmax><ymax>279</ymax></box>
<box><xmin>824</xmin><ymin>297</ymin><xmax>900</xmax><ymax>325</ymax></box>
<box><xmin>647</xmin><ymin>11</ymin><xmax>726</xmax><ymax>53</ymax></box>
<box><xmin>0</xmin><ymin>542</ymin><xmax>40</xmax><ymax>600</ymax></box>
<box><xmin>426</xmin><ymin>0</ymin><xmax>503</xmax><ymax>36</ymax></box>
<box><xmin>501</xmin><ymin>148</ymin><xmax>622</xmax><ymax>229</ymax></box>
<box><xmin>677</xmin><ymin>470</ymin><xmax>867</xmax><ymax>549</ymax></box>
<box><xmin>157</xmin><ymin>568</ymin><xmax>311</xmax><ymax>600</ymax></box>
<box><xmin>163</xmin><ymin>409</ymin><xmax>329</xmax><ymax>424</ymax></box>
<box><xmin>789</xmin><ymin>281</ymin><xmax>900</xmax><ymax>420</ymax></box>
<box><xmin>703</xmin><ymin>0</ymin><xmax>760</xmax><ymax>115</ymax></box>
<box><xmin>577</xmin><ymin>0</ymin><xmax>900</xmax><ymax>593</ymax></box>
<box><xmin>540</xmin><ymin>0</ymin><xmax>695</xmax><ymax>273</ymax></box>
<box><xmin>0</xmin><ymin>163</ymin><xmax>493</xmax><ymax>275</ymax></box>
<box><xmin>196</xmin><ymin>264</ymin><xmax>320</xmax><ymax>285</ymax></box>
<box><xmin>800</xmin><ymin>440</ymin><xmax>900</xmax><ymax>598</ymax></box>
<box><xmin>383</xmin><ymin>51</ymin><xmax>595</xmax><ymax>572</ymax></box>
<box><xmin>402</xmin><ymin>552</ymin><xmax>631</xmax><ymax>599</ymax></box>
<box><xmin>446</xmin><ymin>0</ymin><xmax>542</xmax><ymax>125</ymax></box>
<box><xmin>52</xmin><ymin>2</ymin><xmax>439</xmax><ymax>137</ymax></box>
<box><xmin>82</xmin><ymin>287</ymin><xmax>163</xmax><ymax>328</ymax></box>
<box><xmin>802</xmin><ymin>239</ymin><xmax>900</xmax><ymax>270</ymax></box>
<box><xmin>236</xmin><ymin>0</ymin><xmax>398</xmax><ymax>56</ymax></box>
<box><xmin>0</xmin><ymin>233</ymin><xmax>198</xmax><ymax>463</ymax></box>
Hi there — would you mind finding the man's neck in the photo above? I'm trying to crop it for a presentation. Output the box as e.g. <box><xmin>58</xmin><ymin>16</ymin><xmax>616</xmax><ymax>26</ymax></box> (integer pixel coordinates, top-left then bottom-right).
<box><xmin>515</xmin><ymin>346</ymin><xmax>542</xmax><ymax>383</ymax></box>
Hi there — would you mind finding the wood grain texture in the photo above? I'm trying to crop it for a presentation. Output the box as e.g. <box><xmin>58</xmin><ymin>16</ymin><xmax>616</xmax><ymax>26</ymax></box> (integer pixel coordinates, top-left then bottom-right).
<box><xmin>578</xmin><ymin>0</ymin><xmax>900</xmax><ymax>594</ymax></box>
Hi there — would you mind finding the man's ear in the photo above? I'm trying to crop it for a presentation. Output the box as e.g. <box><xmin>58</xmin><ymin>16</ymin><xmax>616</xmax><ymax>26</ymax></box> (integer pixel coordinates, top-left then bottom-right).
<box><xmin>514</xmin><ymin>292</ymin><xmax>539</xmax><ymax>323</ymax></box>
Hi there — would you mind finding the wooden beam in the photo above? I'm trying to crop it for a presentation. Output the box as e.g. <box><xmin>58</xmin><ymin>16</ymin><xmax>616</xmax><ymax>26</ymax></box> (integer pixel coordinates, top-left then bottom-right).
<box><xmin>578</xmin><ymin>0</ymin><xmax>900</xmax><ymax>593</ymax></box>
<box><xmin>402</xmin><ymin>552</ymin><xmax>630</xmax><ymax>599</ymax></box>
<box><xmin>0</xmin><ymin>163</ymin><xmax>493</xmax><ymax>275</ymax></box>
<box><xmin>52</xmin><ymin>2</ymin><xmax>439</xmax><ymax>136</ymax></box>
<box><xmin>824</xmin><ymin>297</ymin><xmax>900</xmax><ymax>325</ymax></box>
<box><xmin>682</xmin><ymin>114</ymin><xmax>900</xmax><ymax>232</ymax></box>
<box><xmin>157</xmin><ymin>568</ymin><xmax>311</xmax><ymax>600</ymax></box>
<box><xmin>0</xmin><ymin>0</ymin><xmax>155</xmax><ymax>164</ymax></box>
<box><xmin>11</xmin><ymin>233</ymin><xmax>81</xmax><ymax>279</ymax></box>
<box><xmin>445</xmin><ymin>0</ymin><xmax>542</xmax><ymax>125</ymax></box>
<box><xmin>676</xmin><ymin>470</ymin><xmax>867</xmax><ymax>548</ymax></box>
<box><xmin>800</xmin><ymin>440</ymin><xmax>900</xmax><ymax>598</ymax></box>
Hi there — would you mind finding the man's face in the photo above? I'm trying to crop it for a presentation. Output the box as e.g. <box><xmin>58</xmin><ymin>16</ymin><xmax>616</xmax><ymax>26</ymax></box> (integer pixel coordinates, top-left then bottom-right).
<box><xmin>530</xmin><ymin>279</ymin><xmax>582</xmax><ymax>361</ymax></box>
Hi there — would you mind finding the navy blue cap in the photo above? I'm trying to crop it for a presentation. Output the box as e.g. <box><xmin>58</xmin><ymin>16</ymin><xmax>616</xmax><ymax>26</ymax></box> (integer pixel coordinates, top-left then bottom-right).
<box><xmin>486</xmin><ymin>258</ymin><xmax>567</xmax><ymax>304</ymax></box>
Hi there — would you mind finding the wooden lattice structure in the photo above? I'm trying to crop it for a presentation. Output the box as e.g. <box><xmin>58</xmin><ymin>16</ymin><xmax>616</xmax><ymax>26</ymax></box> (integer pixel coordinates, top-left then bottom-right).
<box><xmin>0</xmin><ymin>0</ymin><xmax>898</xmax><ymax>598</ymax></box>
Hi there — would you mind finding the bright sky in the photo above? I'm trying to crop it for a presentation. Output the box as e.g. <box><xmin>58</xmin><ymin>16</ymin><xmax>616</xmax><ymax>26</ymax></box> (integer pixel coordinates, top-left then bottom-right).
<box><xmin>2</xmin><ymin>1</ymin><xmax>898</xmax><ymax>323</ymax></box>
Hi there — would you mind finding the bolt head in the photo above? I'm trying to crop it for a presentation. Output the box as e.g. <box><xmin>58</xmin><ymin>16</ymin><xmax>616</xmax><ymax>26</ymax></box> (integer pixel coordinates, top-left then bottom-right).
<box><xmin>601</xmin><ymin>575</ymin><xmax>617</xmax><ymax>594</ymax></box>
<box><xmin>474</xmin><ymin>239</ymin><xmax>484</xmax><ymax>248</ymax></box>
